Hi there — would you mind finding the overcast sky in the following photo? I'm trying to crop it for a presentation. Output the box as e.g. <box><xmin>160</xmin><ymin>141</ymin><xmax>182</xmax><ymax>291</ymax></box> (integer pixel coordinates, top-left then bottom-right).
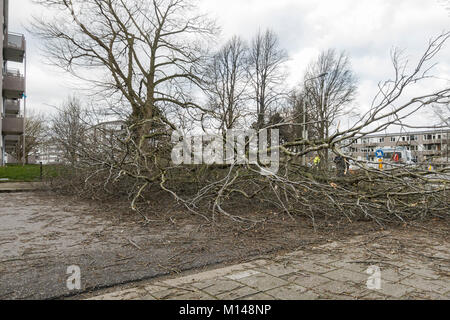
<box><xmin>8</xmin><ymin>0</ymin><xmax>450</xmax><ymax>128</ymax></box>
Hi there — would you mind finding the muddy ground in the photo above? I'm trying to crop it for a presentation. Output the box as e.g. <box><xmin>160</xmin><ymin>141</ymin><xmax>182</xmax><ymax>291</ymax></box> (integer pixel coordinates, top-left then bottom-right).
<box><xmin>0</xmin><ymin>191</ymin><xmax>448</xmax><ymax>299</ymax></box>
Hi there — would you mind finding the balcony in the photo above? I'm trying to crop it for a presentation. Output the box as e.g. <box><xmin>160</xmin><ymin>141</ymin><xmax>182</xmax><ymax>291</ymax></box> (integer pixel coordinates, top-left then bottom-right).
<box><xmin>4</xmin><ymin>135</ymin><xmax>20</xmax><ymax>152</ymax></box>
<box><xmin>4</xmin><ymin>99</ymin><xmax>20</xmax><ymax>115</ymax></box>
<box><xmin>2</xmin><ymin>117</ymin><xmax>24</xmax><ymax>135</ymax></box>
<box><xmin>422</xmin><ymin>141</ymin><xmax>440</xmax><ymax>145</ymax></box>
<box><xmin>2</xmin><ymin>68</ymin><xmax>25</xmax><ymax>99</ymax></box>
<box><xmin>421</xmin><ymin>150</ymin><xmax>441</xmax><ymax>156</ymax></box>
<box><xmin>5</xmin><ymin>146</ymin><xmax>16</xmax><ymax>154</ymax></box>
<box><xmin>3</xmin><ymin>33</ymin><xmax>26</xmax><ymax>63</ymax></box>
<box><xmin>4</xmin><ymin>135</ymin><xmax>20</xmax><ymax>144</ymax></box>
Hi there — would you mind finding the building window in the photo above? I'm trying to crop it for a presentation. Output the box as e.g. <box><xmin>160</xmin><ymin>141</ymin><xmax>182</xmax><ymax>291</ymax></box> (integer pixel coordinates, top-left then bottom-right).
<box><xmin>379</xmin><ymin>138</ymin><xmax>385</xmax><ymax>143</ymax></box>
<box><xmin>390</xmin><ymin>137</ymin><xmax>396</xmax><ymax>142</ymax></box>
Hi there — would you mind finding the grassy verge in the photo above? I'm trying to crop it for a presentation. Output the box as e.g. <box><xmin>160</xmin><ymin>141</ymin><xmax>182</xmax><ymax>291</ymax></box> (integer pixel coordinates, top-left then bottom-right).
<box><xmin>0</xmin><ymin>164</ymin><xmax>62</xmax><ymax>182</ymax></box>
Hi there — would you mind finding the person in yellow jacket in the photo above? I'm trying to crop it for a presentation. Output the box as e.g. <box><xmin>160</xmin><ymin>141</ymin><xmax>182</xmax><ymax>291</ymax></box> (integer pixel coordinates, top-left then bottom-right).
<box><xmin>313</xmin><ymin>155</ymin><xmax>321</xmax><ymax>170</ymax></box>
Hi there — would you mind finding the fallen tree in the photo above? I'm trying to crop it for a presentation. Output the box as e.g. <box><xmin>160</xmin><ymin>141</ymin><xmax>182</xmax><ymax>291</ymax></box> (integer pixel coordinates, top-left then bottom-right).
<box><xmin>33</xmin><ymin>0</ymin><xmax>450</xmax><ymax>226</ymax></box>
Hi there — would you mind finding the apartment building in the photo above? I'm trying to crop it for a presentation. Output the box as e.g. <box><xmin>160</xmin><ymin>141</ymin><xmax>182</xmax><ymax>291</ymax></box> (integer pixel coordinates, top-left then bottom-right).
<box><xmin>343</xmin><ymin>129</ymin><xmax>450</xmax><ymax>163</ymax></box>
<box><xmin>35</xmin><ymin>142</ymin><xmax>63</xmax><ymax>165</ymax></box>
<box><xmin>0</xmin><ymin>0</ymin><xmax>26</xmax><ymax>166</ymax></box>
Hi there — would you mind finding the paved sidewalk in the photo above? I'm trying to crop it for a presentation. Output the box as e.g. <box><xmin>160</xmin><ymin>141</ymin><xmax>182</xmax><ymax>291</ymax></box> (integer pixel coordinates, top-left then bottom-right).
<box><xmin>85</xmin><ymin>230</ymin><xmax>450</xmax><ymax>300</ymax></box>
<box><xmin>0</xmin><ymin>182</ymin><xmax>44</xmax><ymax>193</ymax></box>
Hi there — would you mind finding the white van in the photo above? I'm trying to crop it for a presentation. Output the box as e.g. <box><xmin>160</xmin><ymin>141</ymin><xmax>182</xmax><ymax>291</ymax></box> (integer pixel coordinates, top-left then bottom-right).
<box><xmin>351</xmin><ymin>147</ymin><xmax>414</xmax><ymax>170</ymax></box>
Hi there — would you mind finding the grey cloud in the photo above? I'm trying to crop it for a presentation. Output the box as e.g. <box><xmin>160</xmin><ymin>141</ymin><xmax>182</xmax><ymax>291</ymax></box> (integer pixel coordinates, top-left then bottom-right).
<box><xmin>10</xmin><ymin>0</ymin><xmax>450</xmax><ymax>123</ymax></box>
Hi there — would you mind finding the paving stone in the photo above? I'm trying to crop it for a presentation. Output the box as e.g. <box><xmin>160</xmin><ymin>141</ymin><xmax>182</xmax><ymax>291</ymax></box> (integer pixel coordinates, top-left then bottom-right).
<box><xmin>162</xmin><ymin>262</ymin><xmax>257</xmax><ymax>287</ymax></box>
<box><xmin>360</xmin><ymin>292</ymin><xmax>389</xmax><ymax>300</ymax></box>
<box><xmin>256</xmin><ymin>263</ymin><xmax>300</xmax><ymax>277</ymax></box>
<box><xmin>167</xmin><ymin>290</ymin><xmax>215</xmax><ymax>300</ymax></box>
<box><xmin>242</xmin><ymin>292</ymin><xmax>275</xmax><ymax>300</ymax></box>
<box><xmin>90</xmin><ymin>287</ymin><xmax>147</xmax><ymax>300</ymax></box>
<box><xmin>86</xmin><ymin>296</ymin><xmax>108</xmax><ymax>300</ymax></box>
<box><xmin>283</xmin><ymin>250</ymin><xmax>310</xmax><ymax>259</ymax></box>
<box><xmin>322</xmin><ymin>268</ymin><xmax>368</xmax><ymax>284</ymax></box>
<box><xmin>403</xmin><ymin>291</ymin><xmax>447</xmax><ymax>300</ymax></box>
<box><xmin>236</xmin><ymin>273</ymin><xmax>289</xmax><ymax>292</ymax></box>
<box><xmin>401</xmin><ymin>266</ymin><xmax>441</xmax><ymax>280</ymax></box>
<box><xmin>378</xmin><ymin>281</ymin><xmax>415</xmax><ymax>298</ymax></box>
<box><xmin>226</xmin><ymin>270</ymin><xmax>260</xmax><ymax>280</ymax></box>
<box><xmin>192</xmin><ymin>278</ymin><xmax>243</xmax><ymax>296</ymax></box>
<box><xmin>290</xmin><ymin>290</ymin><xmax>321</xmax><ymax>300</ymax></box>
<box><xmin>217</xmin><ymin>262</ymin><xmax>257</xmax><ymax>275</ymax></box>
<box><xmin>379</xmin><ymin>268</ymin><xmax>412</xmax><ymax>282</ymax></box>
<box><xmin>143</xmin><ymin>282</ymin><xmax>168</xmax><ymax>294</ymax></box>
<box><xmin>314</xmin><ymin>280</ymin><xmax>369</xmax><ymax>298</ymax></box>
<box><xmin>383</xmin><ymin>260</ymin><xmax>407</xmax><ymax>268</ymax></box>
<box><xmin>400</xmin><ymin>275</ymin><xmax>449</xmax><ymax>295</ymax></box>
<box><xmin>265</xmin><ymin>284</ymin><xmax>308</xmax><ymax>300</ymax></box>
<box><xmin>317</xmin><ymin>292</ymin><xmax>356</xmax><ymax>300</ymax></box>
<box><xmin>250</xmin><ymin>259</ymin><xmax>271</xmax><ymax>267</ymax></box>
<box><xmin>306</xmin><ymin>252</ymin><xmax>346</xmax><ymax>262</ymax></box>
<box><xmin>152</xmin><ymin>287</ymin><xmax>197</xmax><ymax>300</ymax></box>
<box><xmin>216</xmin><ymin>286</ymin><xmax>258</xmax><ymax>300</ymax></box>
<box><xmin>286</xmin><ymin>272</ymin><xmax>331</xmax><ymax>288</ymax></box>
<box><xmin>291</xmin><ymin>260</ymin><xmax>337</xmax><ymax>274</ymax></box>
<box><xmin>329</xmin><ymin>261</ymin><xmax>367</xmax><ymax>273</ymax></box>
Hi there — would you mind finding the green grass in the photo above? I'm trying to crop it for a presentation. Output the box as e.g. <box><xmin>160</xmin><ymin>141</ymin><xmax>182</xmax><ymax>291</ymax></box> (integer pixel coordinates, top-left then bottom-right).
<box><xmin>0</xmin><ymin>164</ymin><xmax>61</xmax><ymax>182</ymax></box>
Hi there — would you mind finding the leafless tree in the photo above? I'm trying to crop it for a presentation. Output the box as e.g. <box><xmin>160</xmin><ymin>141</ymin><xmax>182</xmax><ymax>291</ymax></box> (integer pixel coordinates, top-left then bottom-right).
<box><xmin>50</xmin><ymin>96</ymin><xmax>87</xmax><ymax>165</ymax></box>
<box><xmin>433</xmin><ymin>104</ymin><xmax>450</xmax><ymax>126</ymax></box>
<box><xmin>31</xmin><ymin>0</ymin><xmax>217</xmax><ymax>136</ymax></box>
<box><xmin>248</xmin><ymin>29</ymin><xmax>288</xmax><ymax>130</ymax></box>
<box><xmin>31</xmin><ymin>0</ymin><xmax>218</xmax><ymax>217</ymax></box>
<box><xmin>203</xmin><ymin>36</ymin><xmax>250</xmax><ymax>133</ymax></box>
<box><xmin>13</xmin><ymin>111</ymin><xmax>47</xmax><ymax>164</ymax></box>
<box><xmin>302</xmin><ymin>49</ymin><xmax>358</xmax><ymax>167</ymax></box>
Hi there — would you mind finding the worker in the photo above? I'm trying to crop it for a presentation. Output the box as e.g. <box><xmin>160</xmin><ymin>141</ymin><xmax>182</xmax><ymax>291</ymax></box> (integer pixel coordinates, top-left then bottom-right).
<box><xmin>345</xmin><ymin>158</ymin><xmax>350</xmax><ymax>175</ymax></box>
<box><xmin>313</xmin><ymin>155</ymin><xmax>321</xmax><ymax>170</ymax></box>
<box><xmin>334</xmin><ymin>155</ymin><xmax>346</xmax><ymax>177</ymax></box>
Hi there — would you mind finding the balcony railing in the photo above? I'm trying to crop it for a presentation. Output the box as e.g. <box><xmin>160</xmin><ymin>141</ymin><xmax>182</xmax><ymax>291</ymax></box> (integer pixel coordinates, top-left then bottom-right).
<box><xmin>421</xmin><ymin>150</ymin><xmax>441</xmax><ymax>155</ymax></box>
<box><xmin>3</xmin><ymin>32</ymin><xmax>26</xmax><ymax>63</ymax></box>
<box><xmin>2</xmin><ymin>68</ymin><xmax>25</xmax><ymax>99</ymax></box>
<box><xmin>397</xmin><ymin>140</ymin><xmax>413</xmax><ymax>146</ymax></box>
<box><xmin>2</xmin><ymin>117</ymin><xmax>24</xmax><ymax>135</ymax></box>
<box><xmin>4</xmin><ymin>135</ymin><xmax>20</xmax><ymax>146</ymax></box>
<box><xmin>4</xmin><ymin>99</ymin><xmax>20</xmax><ymax>115</ymax></box>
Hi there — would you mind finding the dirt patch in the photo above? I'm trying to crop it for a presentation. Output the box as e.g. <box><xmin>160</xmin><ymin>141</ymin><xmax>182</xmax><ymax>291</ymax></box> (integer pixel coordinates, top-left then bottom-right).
<box><xmin>0</xmin><ymin>191</ymin><xmax>447</xmax><ymax>299</ymax></box>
